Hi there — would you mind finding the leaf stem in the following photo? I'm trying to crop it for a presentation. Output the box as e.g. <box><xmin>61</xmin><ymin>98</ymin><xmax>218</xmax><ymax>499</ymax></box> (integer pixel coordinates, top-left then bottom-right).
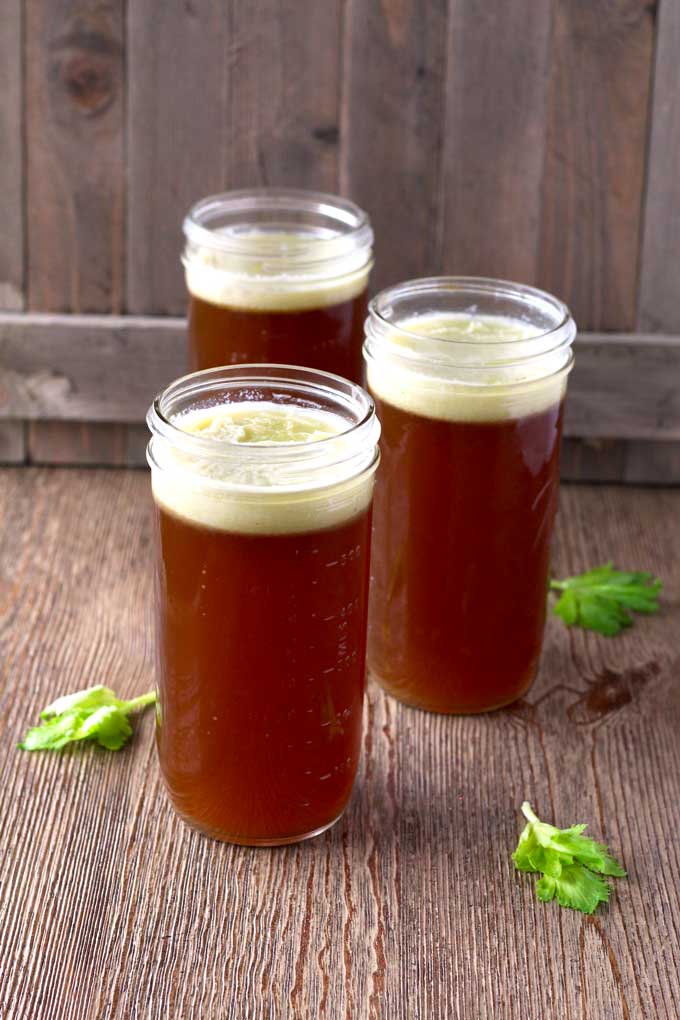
<box><xmin>123</xmin><ymin>691</ymin><xmax>157</xmax><ymax>714</ymax></box>
<box><xmin>521</xmin><ymin>801</ymin><xmax>540</xmax><ymax>825</ymax></box>
<box><xmin>549</xmin><ymin>579</ymin><xmax>566</xmax><ymax>591</ymax></box>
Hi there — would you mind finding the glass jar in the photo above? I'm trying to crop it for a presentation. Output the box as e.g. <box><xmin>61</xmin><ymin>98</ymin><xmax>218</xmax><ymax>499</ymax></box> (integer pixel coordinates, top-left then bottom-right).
<box><xmin>147</xmin><ymin>365</ymin><xmax>380</xmax><ymax>844</ymax></box>
<box><xmin>182</xmin><ymin>189</ymin><xmax>374</xmax><ymax>383</ymax></box>
<box><xmin>363</xmin><ymin>277</ymin><xmax>576</xmax><ymax>713</ymax></box>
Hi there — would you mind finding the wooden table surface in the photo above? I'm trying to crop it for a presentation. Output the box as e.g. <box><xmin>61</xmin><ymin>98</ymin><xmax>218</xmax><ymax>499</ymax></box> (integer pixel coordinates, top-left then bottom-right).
<box><xmin>1</xmin><ymin>468</ymin><xmax>678</xmax><ymax>1020</ymax></box>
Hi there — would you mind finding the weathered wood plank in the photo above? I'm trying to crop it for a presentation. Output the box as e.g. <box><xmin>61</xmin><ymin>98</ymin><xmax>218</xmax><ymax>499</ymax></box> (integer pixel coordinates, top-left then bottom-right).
<box><xmin>0</xmin><ymin>0</ymin><xmax>24</xmax><ymax>311</ymax></box>
<box><xmin>11</xmin><ymin>426</ymin><xmax>680</xmax><ymax>482</ymax></box>
<box><xmin>0</xmin><ymin>314</ymin><xmax>185</xmax><ymax>423</ymax></box>
<box><xmin>623</xmin><ymin>439</ymin><xmax>680</xmax><ymax>485</ymax></box>
<box><xmin>26</xmin><ymin>421</ymin><xmax>148</xmax><ymax>467</ymax></box>
<box><xmin>438</xmin><ymin>0</ymin><xmax>552</xmax><ymax>282</ymax></box>
<box><xmin>637</xmin><ymin>0</ymin><xmax>680</xmax><ymax>333</ymax></box>
<box><xmin>565</xmin><ymin>333</ymin><xmax>680</xmax><ymax>440</ymax></box>
<box><xmin>538</xmin><ymin>0</ymin><xmax>655</xmax><ymax>330</ymax></box>
<box><xmin>561</xmin><ymin>438</ymin><xmax>630</xmax><ymax>484</ymax></box>
<box><xmin>225</xmin><ymin>1</ymin><xmax>342</xmax><ymax>192</ymax></box>
<box><xmin>127</xmin><ymin>1</ymin><xmax>343</xmax><ymax>316</ymax></box>
<box><xmin>124</xmin><ymin>424</ymin><xmax>149</xmax><ymax>468</ymax></box>
<box><xmin>27</xmin><ymin>421</ymin><xmax>129</xmax><ymax>466</ymax></box>
<box><xmin>0</xmin><ymin>470</ymin><xmax>678</xmax><ymax>1017</ymax></box>
<box><xmin>561</xmin><ymin>438</ymin><xmax>680</xmax><ymax>485</ymax></box>
<box><xmin>2</xmin><ymin>315</ymin><xmax>680</xmax><ymax>443</ymax></box>
<box><xmin>126</xmin><ymin>1</ymin><xmax>229</xmax><ymax>315</ymax></box>
<box><xmin>0</xmin><ymin>423</ymin><xmax>26</xmax><ymax>464</ymax></box>
<box><xmin>25</xmin><ymin>0</ymin><xmax>124</xmax><ymax>312</ymax></box>
<box><xmin>341</xmin><ymin>0</ymin><xmax>448</xmax><ymax>290</ymax></box>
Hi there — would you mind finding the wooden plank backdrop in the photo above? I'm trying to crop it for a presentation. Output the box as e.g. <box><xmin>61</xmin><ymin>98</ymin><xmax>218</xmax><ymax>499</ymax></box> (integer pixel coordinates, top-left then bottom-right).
<box><xmin>637</xmin><ymin>0</ymin><xmax>680</xmax><ymax>333</ymax></box>
<box><xmin>0</xmin><ymin>0</ymin><xmax>26</xmax><ymax>462</ymax></box>
<box><xmin>0</xmin><ymin>0</ymin><xmax>678</xmax><ymax>476</ymax></box>
<box><xmin>537</xmin><ymin>0</ymin><xmax>654</xmax><ymax>331</ymax></box>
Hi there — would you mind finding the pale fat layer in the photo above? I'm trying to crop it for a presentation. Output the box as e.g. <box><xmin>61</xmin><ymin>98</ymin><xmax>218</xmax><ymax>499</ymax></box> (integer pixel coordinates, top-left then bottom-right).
<box><xmin>367</xmin><ymin>313</ymin><xmax>567</xmax><ymax>422</ymax></box>
<box><xmin>152</xmin><ymin>402</ymin><xmax>374</xmax><ymax>534</ymax></box>
<box><xmin>184</xmin><ymin>234</ymin><xmax>370</xmax><ymax>312</ymax></box>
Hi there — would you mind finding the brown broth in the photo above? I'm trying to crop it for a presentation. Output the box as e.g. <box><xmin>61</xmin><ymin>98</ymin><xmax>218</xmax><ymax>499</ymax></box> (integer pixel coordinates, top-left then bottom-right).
<box><xmin>188</xmin><ymin>289</ymin><xmax>369</xmax><ymax>383</ymax></box>
<box><xmin>154</xmin><ymin>505</ymin><xmax>373</xmax><ymax>844</ymax></box>
<box><xmin>367</xmin><ymin>397</ymin><xmax>564</xmax><ymax>713</ymax></box>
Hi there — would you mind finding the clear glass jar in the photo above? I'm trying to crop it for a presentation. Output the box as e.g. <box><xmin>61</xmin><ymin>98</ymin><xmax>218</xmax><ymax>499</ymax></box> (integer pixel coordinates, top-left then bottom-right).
<box><xmin>147</xmin><ymin>365</ymin><xmax>380</xmax><ymax>844</ymax></box>
<box><xmin>182</xmin><ymin>189</ymin><xmax>374</xmax><ymax>383</ymax></box>
<box><xmin>363</xmin><ymin>277</ymin><xmax>576</xmax><ymax>714</ymax></box>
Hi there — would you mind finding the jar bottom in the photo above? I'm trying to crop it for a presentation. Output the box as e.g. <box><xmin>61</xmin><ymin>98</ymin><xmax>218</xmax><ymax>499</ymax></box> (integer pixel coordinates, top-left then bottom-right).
<box><xmin>166</xmin><ymin>801</ymin><xmax>347</xmax><ymax>847</ymax></box>
<box><xmin>368</xmin><ymin>669</ymin><xmax>536</xmax><ymax>715</ymax></box>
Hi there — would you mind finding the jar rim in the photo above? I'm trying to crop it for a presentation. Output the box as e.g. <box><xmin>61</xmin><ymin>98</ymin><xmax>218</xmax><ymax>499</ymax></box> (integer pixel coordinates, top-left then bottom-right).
<box><xmin>183</xmin><ymin>188</ymin><xmax>373</xmax><ymax>268</ymax></box>
<box><xmin>147</xmin><ymin>364</ymin><xmax>380</xmax><ymax>490</ymax></box>
<box><xmin>368</xmin><ymin>276</ymin><xmax>575</xmax><ymax>363</ymax></box>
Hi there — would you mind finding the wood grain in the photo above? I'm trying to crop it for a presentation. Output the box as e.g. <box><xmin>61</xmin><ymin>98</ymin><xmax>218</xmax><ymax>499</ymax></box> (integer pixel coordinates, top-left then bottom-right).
<box><xmin>438</xmin><ymin>0</ymin><xmax>552</xmax><ymax>282</ymax></box>
<box><xmin>14</xmin><ymin>429</ymin><xmax>680</xmax><ymax>481</ymax></box>
<box><xmin>564</xmin><ymin>333</ymin><xmax>680</xmax><ymax>440</ymax></box>
<box><xmin>562</xmin><ymin>438</ymin><xmax>680</xmax><ymax>485</ymax></box>
<box><xmin>5</xmin><ymin>0</ymin><xmax>679</xmax><ymax>333</ymax></box>
<box><xmin>0</xmin><ymin>0</ymin><xmax>24</xmax><ymax>311</ymax></box>
<box><xmin>126</xmin><ymin>0</ymin><xmax>229</xmax><ymax>315</ymax></box>
<box><xmin>2</xmin><ymin>315</ymin><xmax>680</xmax><ymax>443</ymax></box>
<box><xmin>340</xmin><ymin>0</ymin><xmax>448</xmax><ymax>290</ymax></box>
<box><xmin>637</xmin><ymin>0</ymin><xmax>680</xmax><ymax>333</ymax></box>
<box><xmin>224</xmin><ymin>1</ymin><xmax>342</xmax><ymax>193</ymax></box>
<box><xmin>25</xmin><ymin>0</ymin><xmax>124</xmax><ymax>312</ymax></box>
<box><xmin>26</xmin><ymin>421</ymin><xmax>143</xmax><ymax>466</ymax></box>
<box><xmin>23</xmin><ymin>1</ymin><xmax>125</xmax><ymax>464</ymax></box>
<box><xmin>0</xmin><ymin>314</ymin><xmax>184</xmax><ymax>423</ymax></box>
<box><xmin>538</xmin><ymin>0</ymin><xmax>655</xmax><ymax>330</ymax></box>
<box><xmin>26</xmin><ymin>421</ymin><xmax>114</xmax><ymax>465</ymax></box>
<box><xmin>0</xmin><ymin>422</ymin><xmax>26</xmax><ymax>464</ymax></box>
<box><xmin>127</xmin><ymin>0</ymin><xmax>343</xmax><ymax>316</ymax></box>
<box><xmin>0</xmin><ymin>470</ymin><xmax>678</xmax><ymax>1018</ymax></box>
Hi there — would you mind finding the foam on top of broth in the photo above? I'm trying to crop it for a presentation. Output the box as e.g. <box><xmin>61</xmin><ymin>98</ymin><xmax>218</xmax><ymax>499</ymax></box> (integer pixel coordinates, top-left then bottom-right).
<box><xmin>176</xmin><ymin>403</ymin><xmax>345</xmax><ymax>445</ymax></box>
<box><xmin>184</xmin><ymin>231</ymin><xmax>370</xmax><ymax>312</ymax></box>
<box><xmin>366</xmin><ymin>312</ymin><xmax>568</xmax><ymax>423</ymax></box>
<box><xmin>151</xmin><ymin>401</ymin><xmax>375</xmax><ymax>535</ymax></box>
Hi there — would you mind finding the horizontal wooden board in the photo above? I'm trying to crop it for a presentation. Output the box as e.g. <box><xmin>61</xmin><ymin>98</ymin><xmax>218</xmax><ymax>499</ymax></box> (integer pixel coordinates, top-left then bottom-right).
<box><xmin>0</xmin><ymin>422</ymin><xmax>26</xmax><ymax>463</ymax></box>
<box><xmin>26</xmin><ymin>421</ymin><xmax>147</xmax><ymax>467</ymax></box>
<box><xmin>0</xmin><ymin>314</ymin><xmax>187</xmax><ymax>423</ymax></box>
<box><xmin>8</xmin><ymin>426</ymin><xmax>680</xmax><ymax>484</ymax></box>
<box><xmin>561</xmin><ymin>438</ymin><xmax>680</xmax><ymax>485</ymax></box>
<box><xmin>1</xmin><ymin>315</ymin><xmax>679</xmax><ymax>443</ymax></box>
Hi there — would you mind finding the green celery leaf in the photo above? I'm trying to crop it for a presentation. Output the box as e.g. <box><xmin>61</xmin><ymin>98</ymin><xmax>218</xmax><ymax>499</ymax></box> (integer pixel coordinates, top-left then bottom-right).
<box><xmin>512</xmin><ymin>803</ymin><xmax>625</xmax><ymax>914</ymax></box>
<box><xmin>19</xmin><ymin>686</ymin><xmax>156</xmax><ymax>753</ymax></box>
<box><xmin>550</xmin><ymin>863</ymin><xmax>611</xmax><ymax>914</ymax></box>
<box><xmin>551</xmin><ymin>831</ymin><xmax>627</xmax><ymax>877</ymax></box>
<box><xmin>553</xmin><ymin>588</ymin><xmax>579</xmax><ymax>626</ymax></box>
<box><xmin>536</xmin><ymin>876</ymin><xmax>557</xmax><ymax>903</ymax></box>
<box><xmin>41</xmin><ymin>685</ymin><xmax>123</xmax><ymax>720</ymax></box>
<box><xmin>19</xmin><ymin>709</ymin><xmax>89</xmax><ymax>751</ymax></box>
<box><xmin>551</xmin><ymin>563</ymin><xmax>662</xmax><ymax>636</ymax></box>
<box><xmin>79</xmin><ymin>706</ymin><xmax>133</xmax><ymax>751</ymax></box>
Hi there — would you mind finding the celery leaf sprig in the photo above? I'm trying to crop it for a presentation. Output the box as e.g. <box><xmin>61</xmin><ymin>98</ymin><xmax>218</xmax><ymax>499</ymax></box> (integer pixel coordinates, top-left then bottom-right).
<box><xmin>512</xmin><ymin>802</ymin><xmax>626</xmax><ymax>914</ymax></box>
<box><xmin>550</xmin><ymin>563</ymin><xmax>662</xmax><ymax>636</ymax></box>
<box><xmin>19</xmin><ymin>685</ymin><xmax>156</xmax><ymax>752</ymax></box>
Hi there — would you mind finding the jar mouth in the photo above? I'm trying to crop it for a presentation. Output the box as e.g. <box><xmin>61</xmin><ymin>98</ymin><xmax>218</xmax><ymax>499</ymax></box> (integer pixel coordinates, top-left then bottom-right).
<box><xmin>368</xmin><ymin>276</ymin><xmax>575</xmax><ymax>368</ymax></box>
<box><xmin>147</xmin><ymin>364</ymin><xmax>380</xmax><ymax>491</ymax></box>
<box><xmin>183</xmin><ymin>188</ymin><xmax>373</xmax><ymax>271</ymax></box>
